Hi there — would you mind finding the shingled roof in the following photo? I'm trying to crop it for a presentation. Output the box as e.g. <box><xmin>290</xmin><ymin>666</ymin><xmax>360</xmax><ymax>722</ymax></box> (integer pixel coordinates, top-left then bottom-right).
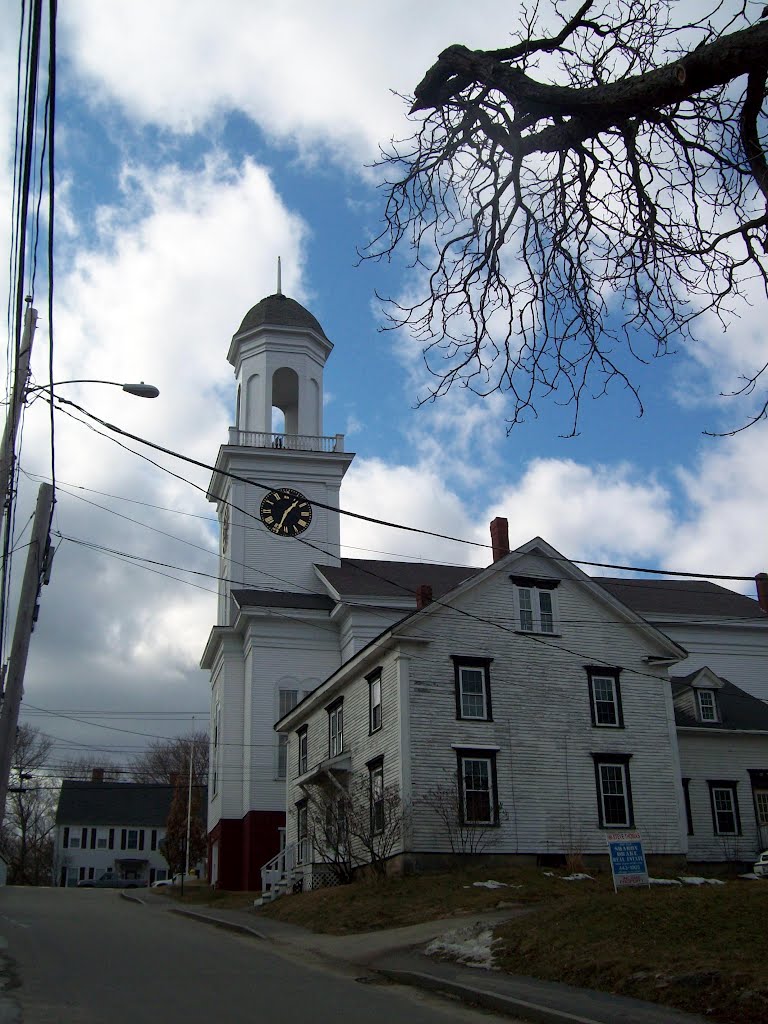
<box><xmin>314</xmin><ymin>558</ymin><xmax>764</xmax><ymax>621</ymax></box>
<box><xmin>596</xmin><ymin>577</ymin><xmax>765</xmax><ymax>619</ymax></box>
<box><xmin>316</xmin><ymin>559</ymin><xmax>478</xmax><ymax>601</ymax></box>
<box><xmin>236</xmin><ymin>293</ymin><xmax>327</xmax><ymax>339</ymax></box>
<box><xmin>55</xmin><ymin>781</ymin><xmax>207</xmax><ymax>827</ymax></box>
<box><xmin>673</xmin><ymin>676</ymin><xmax>768</xmax><ymax>732</ymax></box>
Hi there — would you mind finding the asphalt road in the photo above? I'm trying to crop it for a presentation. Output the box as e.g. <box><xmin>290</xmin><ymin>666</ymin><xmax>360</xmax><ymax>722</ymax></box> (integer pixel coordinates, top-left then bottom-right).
<box><xmin>0</xmin><ymin>887</ymin><xmax>508</xmax><ymax>1023</ymax></box>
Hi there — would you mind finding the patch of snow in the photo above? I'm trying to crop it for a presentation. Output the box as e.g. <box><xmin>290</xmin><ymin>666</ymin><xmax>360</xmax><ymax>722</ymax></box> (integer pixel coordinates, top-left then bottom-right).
<box><xmin>425</xmin><ymin>924</ymin><xmax>500</xmax><ymax>970</ymax></box>
<box><xmin>738</xmin><ymin>873</ymin><xmax>762</xmax><ymax>880</ymax></box>
<box><xmin>472</xmin><ymin>880</ymin><xmax>508</xmax><ymax>890</ymax></box>
<box><xmin>561</xmin><ymin>873</ymin><xmax>594</xmax><ymax>881</ymax></box>
<box><xmin>679</xmin><ymin>876</ymin><xmax>725</xmax><ymax>886</ymax></box>
<box><xmin>649</xmin><ymin>877</ymin><xmax>682</xmax><ymax>886</ymax></box>
<box><xmin>542</xmin><ymin>871</ymin><xmax>556</xmax><ymax>877</ymax></box>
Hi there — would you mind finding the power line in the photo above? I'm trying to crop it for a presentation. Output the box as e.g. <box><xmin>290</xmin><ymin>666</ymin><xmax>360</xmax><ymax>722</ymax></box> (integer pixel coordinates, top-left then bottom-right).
<box><xmin>48</xmin><ymin>393</ymin><xmax>765</xmax><ymax>584</ymax></box>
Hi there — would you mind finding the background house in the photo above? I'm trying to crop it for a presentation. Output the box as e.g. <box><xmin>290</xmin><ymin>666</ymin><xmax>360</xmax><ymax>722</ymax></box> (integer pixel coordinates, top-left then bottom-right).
<box><xmin>673</xmin><ymin>668</ymin><xmax>768</xmax><ymax>862</ymax></box>
<box><xmin>54</xmin><ymin>772</ymin><xmax>207</xmax><ymax>886</ymax></box>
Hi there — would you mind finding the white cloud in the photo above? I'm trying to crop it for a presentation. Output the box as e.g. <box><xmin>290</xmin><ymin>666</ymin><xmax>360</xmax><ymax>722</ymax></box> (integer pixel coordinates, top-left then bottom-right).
<box><xmin>59</xmin><ymin>0</ymin><xmax>514</xmax><ymax>160</ymax></box>
<box><xmin>17</xmin><ymin>152</ymin><xmax>310</xmax><ymax>746</ymax></box>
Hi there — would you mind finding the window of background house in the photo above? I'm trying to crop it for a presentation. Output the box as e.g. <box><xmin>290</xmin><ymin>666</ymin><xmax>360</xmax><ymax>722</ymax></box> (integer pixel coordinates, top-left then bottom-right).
<box><xmin>328</xmin><ymin>701</ymin><xmax>343</xmax><ymax>757</ymax></box>
<box><xmin>127</xmin><ymin>829</ymin><xmax>139</xmax><ymax>850</ymax></box>
<box><xmin>278</xmin><ymin>689</ymin><xmax>299</xmax><ymax>778</ymax></box>
<box><xmin>370</xmin><ymin>760</ymin><xmax>385</xmax><ymax>834</ymax></box>
<box><xmin>368</xmin><ymin>671</ymin><xmax>382</xmax><ymax>733</ymax></box>
<box><xmin>592</xmin><ymin>754</ymin><xmax>634</xmax><ymax>827</ymax></box>
<box><xmin>452</xmin><ymin>657</ymin><xmax>493</xmax><ymax>720</ymax></box>
<box><xmin>587</xmin><ymin>668</ymin><xmax>624</xmax><ymax>728</ymax></box>
<box><xmin>697</xmin><ymin>689</ymin><xmax>718</xmax><ymax>722</ymax></box>
<box><xmin>456</xmin><ymin>750</ymin><xmax>498</xmax><ymax>825</ymax></box>
<box><xmin>708</xmin><ymin>782</ymin><xmax>740</xmax><ymax>835</ymax></box>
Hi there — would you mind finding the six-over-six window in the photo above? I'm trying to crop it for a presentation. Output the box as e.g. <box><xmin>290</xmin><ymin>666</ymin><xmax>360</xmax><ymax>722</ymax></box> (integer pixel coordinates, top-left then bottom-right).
<box><xmin>456</xmin><ymin>749</ymin><xmax>498</xmax><ymax>825</ymax></box>
<box><xmin>592</xmin><ymin>754</ymin><xmax>634</xmax><ymax>828</ymax></box>
<box><xmin>587</xmin><ymin>667</ymin><xmax>624</xmax><ymax>728</ymax></box>
<box><xmin>452</xmin><ymin>657</ymin><xmax>492</xmax><ymax>721</ymax></box>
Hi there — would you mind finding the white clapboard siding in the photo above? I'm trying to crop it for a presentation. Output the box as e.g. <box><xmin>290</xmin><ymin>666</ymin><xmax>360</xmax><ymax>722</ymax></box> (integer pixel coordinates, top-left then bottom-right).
<box><xmin>678</xmin><ymin>731</ymin><xmax>768</xmax><ymax>861</ymax></box>
<box><xmin>402</xmin><ymin>554</ymin><xmax>685</xmax><ymax>856</ymax></box>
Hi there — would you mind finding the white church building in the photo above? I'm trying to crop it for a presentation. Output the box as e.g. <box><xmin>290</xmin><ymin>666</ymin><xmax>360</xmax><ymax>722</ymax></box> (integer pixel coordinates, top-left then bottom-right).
<box><xmin>203</xmin><ymin>289</ymin><xmax>768</xmax><ymax>891</ymax></box>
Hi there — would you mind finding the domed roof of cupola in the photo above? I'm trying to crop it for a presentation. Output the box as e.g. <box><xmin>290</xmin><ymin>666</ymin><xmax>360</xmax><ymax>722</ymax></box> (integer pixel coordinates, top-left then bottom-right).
<box><xmin>236</xmin><ymin>293</ymin><xmax>327</xmax><ymax>339</ymax></box>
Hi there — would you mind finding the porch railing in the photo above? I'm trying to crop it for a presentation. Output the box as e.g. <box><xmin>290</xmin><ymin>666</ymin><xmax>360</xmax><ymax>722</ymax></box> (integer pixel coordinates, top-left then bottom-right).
<box><xmin>228</xmin><ymin>429</ymin><xmax>344</xmax><ymax>453</ymax></box>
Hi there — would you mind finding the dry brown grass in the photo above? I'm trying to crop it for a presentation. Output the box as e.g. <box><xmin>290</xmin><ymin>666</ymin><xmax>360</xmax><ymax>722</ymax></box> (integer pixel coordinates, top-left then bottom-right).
<box><xmin>256</xmin><ymin>867</ymin><xmax>768</xmax><ymax>1023</ymax></box>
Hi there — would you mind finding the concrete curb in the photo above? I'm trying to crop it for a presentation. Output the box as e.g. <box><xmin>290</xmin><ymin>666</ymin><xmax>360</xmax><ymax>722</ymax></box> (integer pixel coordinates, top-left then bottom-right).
<box><xmin>375</xmin><ymin>967</ymin><xmax>604</xmax><ymax>1024</ymax></box>
<box><xmin>170</xmin><ymin>907</ymin><xmax>268</xmax><ymax>940</ymax></box>
<box><xmin>119</xmin><ymin>891</ymin><xmax>146</xmax><ymax>906</ymax></box>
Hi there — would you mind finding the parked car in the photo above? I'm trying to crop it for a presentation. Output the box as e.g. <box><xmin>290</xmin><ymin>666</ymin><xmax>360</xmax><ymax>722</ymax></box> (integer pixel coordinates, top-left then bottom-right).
<box><xmin>78</xmin><ymin>871</ymin><xmax>148</xmax><ymax>889</ymax></box>
<box><xmin>754</xmin><ymin>850</ymin><xmax>768</xmax><ymax>878</ymax></box>
<box><xmin>151</xmin><ymin>873</ymin><xmax>200</xmax><ymax>888</ymax></box>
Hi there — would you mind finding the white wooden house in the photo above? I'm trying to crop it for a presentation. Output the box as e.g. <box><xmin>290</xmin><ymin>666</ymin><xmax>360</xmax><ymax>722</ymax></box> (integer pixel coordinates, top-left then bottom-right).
<box><xmin>273</xmin><ymin>535</ymin><xmax>692</xmax><ymax>889</ymax></box>
<box><xmin>672</xmin><ymin>668</ymin><xmax>768</xmax><ymax>861</ymax></box>
<box><xmin>54</xmin><ymin>774</ymin><xmax>206</xmax><ymax>887</ymax></box>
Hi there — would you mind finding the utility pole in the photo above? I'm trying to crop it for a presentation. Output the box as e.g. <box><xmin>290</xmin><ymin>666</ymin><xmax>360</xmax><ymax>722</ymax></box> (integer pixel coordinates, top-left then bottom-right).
<box><xmin>0</xmin><ymin>483</ymin><xmax>53</xmax><ymax>827</ymax></box>
<box><xmin>0</xmin><ymin>303</ymin><xmax>38</xmax><ymax>511</ymax></box>
<box><xmin>185</xmin><ymin>722</ymin><xmax>195</xmax><ymax>880</ymax></box>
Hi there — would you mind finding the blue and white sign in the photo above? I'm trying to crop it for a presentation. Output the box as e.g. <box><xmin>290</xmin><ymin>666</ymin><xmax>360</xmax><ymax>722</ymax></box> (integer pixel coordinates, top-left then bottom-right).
<box><xmin>606</xmin><ymin>830</ymin><xmax>649</xmax><ymax>890</ymax></box>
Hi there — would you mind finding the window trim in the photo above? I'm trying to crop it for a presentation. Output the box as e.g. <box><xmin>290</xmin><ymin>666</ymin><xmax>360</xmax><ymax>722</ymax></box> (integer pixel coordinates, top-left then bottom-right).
<box><xmin>682</xmin><ymin>778</ymin><xmax>694</xmax><ymax>836</ymax></box>
<box><xmin>586</xmin><ymin>667</ymin><xmax>625</xmax><ymax>729</ymax></box>
<box><xmin>369</xmin><ymin>757</ymin><xmax>385</xmax><ymax>835</ymax></box>
<box><xmin>296</xmin><ymin>799</ymin><xmax>309</xmax><ymax>864</ymax></box>
<box><xmin>367</xmin><ymin>669</ymin><xmax>383</xmax><ymax>735</ymax></box>
<box><xmin>696</xmin><ymin>689</ymin><xmax>718</xmax><ymax>723</ymax></box>
<box><xmin>452</xmin><ymin>657</ymin><xmax>493</xmax><ymax>722</ymax></box>
<box><xmin>591</xmin><ymin>753</ymin><xmax>634</xmax><ymax>828</ymax></box>
<box><xmin>297</xmin><ymin>726</ymin><xmax>308</xmax><ymax>776</ymax></box>
<box><xmin>455</xmin><ymin>748</ymin><xmax>499</xmax><ymax>827</ymax></box>
<box><xmin>707</xmin><ymin>780</ymin><xmax>741</xmax><ymax>836</ymax></box>
<box><xmin>327</xmin><ymin>699</ymin><xmax>344</xmax><ymax>758</ymax></box>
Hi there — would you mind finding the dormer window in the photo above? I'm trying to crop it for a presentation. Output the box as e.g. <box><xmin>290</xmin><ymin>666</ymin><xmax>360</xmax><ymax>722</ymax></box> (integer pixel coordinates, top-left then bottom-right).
<box><xmin>697</xmin><ymin>689</ymin><xmax>718</xmax><ymax>722</ymax></box>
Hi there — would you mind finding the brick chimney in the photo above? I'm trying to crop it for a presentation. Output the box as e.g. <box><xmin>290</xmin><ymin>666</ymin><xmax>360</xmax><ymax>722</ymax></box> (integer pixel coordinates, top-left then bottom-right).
<box><xmin>490</xmin><ymin>517</ymin><xmax>510</xmax><ymax>561</ymax></box>
<box><xmin>757</xmin><ymin>573</ymin><xmax>768</xmax><ymax>614</ymax></box>
<box><xmin>415</xmin><ymin>584</ymin><xmax>433</xmax><ymax>609</ymax></box>
<box><xmin>91</xmin><ymin>767</ymin><xmax>104</xmax><ymax>783</ymax></box>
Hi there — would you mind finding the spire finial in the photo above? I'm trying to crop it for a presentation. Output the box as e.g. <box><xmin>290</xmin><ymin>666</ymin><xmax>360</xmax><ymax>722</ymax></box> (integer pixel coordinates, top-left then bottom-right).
<box><xmin>276</xmin><ymin>256</ymin><xmax>282</xmax><ymax>296</ymax></box>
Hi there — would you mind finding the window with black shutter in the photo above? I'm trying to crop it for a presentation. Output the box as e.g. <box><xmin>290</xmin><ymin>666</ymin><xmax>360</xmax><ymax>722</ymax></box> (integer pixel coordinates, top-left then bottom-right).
<box><xmin>63</xmin><ymin>827</ymin><xmax>69</xmax><ymax>848</ymax></box>
<box><xmin>151</xmin><ymin>829</ymin><xmax>157</xmax><ymax>851</ymax></box>
<box><xmin>109</xmin><ymin>828</ymin><xmax>115</xmax><ymax>849</ymax></box>
<box><xmin>121</xmin><ymin>829</ymin><xmax>127</xmax><ymax>850</ymax></box>
<box><xmin>91</xmin><ymin>828</ymin><xmax>97</xmax><ymax>849</ymax></box>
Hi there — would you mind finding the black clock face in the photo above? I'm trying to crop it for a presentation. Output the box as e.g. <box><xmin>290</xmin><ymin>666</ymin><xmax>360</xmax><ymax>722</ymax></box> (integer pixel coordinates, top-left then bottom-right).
<box><xmin>259</xmin><ymin>488</ymin><xmax>313</xmax><ymax>537</ymax></box>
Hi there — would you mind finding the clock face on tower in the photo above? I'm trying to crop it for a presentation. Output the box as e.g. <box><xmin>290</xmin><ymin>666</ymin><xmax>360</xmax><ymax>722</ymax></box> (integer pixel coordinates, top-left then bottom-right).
<box><xmin>259</xmin><ymin>487</ymin><xmax>313</xmax><ymax>537</ymax></box>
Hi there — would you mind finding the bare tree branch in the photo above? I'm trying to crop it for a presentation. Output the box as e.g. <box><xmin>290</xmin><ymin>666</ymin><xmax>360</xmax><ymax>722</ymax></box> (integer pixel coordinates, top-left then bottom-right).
<box><xmin>366</xmin><ymin>1</ymin><xmax>768</xmax><ymax>434</ymax></box>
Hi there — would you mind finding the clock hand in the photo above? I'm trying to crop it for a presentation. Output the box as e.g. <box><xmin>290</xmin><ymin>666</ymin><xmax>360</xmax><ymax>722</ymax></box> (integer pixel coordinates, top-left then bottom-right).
<box><xmin>276</xmin><ymin>500</ymin><xmax>299</xmax><ymax>530</ymax></box>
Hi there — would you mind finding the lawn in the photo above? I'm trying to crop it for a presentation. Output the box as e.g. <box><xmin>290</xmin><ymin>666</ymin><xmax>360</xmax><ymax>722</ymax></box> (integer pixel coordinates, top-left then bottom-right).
<box><xmin>256</xmin><ymin>867</ymin><xmax>768</xmax><ymax>1024</ymax></box>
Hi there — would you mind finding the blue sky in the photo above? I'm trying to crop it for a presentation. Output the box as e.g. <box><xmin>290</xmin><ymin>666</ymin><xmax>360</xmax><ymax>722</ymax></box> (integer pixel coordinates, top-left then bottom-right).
<box><xmin>2</xmin><ymin>0</ymin><xmax>766</xmax><ymax>764</ymax></box>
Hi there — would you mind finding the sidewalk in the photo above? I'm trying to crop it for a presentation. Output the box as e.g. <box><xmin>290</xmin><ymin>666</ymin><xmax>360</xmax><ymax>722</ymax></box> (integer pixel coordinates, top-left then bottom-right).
<box><xmin>158</xmin><ymin>898</ymin><xmax>708</xmax><ymax>1024</ymax></box>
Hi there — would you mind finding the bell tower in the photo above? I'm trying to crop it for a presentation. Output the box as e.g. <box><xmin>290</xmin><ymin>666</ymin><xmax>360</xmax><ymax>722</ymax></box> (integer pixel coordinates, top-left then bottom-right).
<box><xmin>203</xmin><ymin>287</ymin><xmax>355</xmax><ymax>890</ymax></box>
<box><xmin>208</xmin><ymin>291</ymin><xmax>354</xmax><ymax>622</ymax></box>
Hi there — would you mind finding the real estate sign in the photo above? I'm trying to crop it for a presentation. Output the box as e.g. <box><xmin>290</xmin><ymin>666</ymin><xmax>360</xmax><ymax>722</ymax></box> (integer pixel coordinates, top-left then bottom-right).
<box><xmin>606</xmin><ymin>830</ymin><xmax>649</xmax><ymax>890</ymax></box>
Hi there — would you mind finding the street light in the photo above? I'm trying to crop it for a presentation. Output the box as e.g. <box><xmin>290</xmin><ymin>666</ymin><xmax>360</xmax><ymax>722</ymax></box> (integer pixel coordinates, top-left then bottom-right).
<box><xmin>26</xmin><ymin>379</ymin><xmax>160</xmax><ymax>399</ymax></box>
